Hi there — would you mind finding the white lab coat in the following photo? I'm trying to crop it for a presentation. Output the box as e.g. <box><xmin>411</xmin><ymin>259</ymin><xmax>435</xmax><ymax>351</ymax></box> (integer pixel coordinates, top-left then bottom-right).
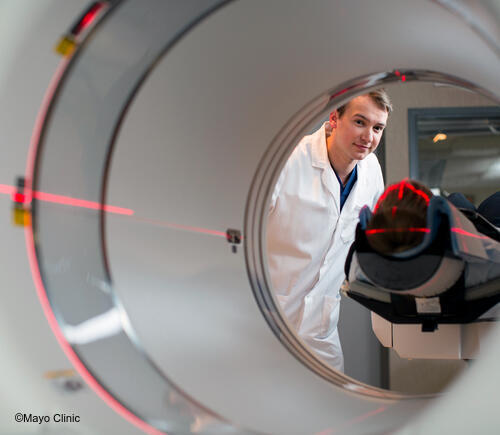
<box><xmin>266</xmin><ymin>123</ymin><xmax>384</xmax><ymax>371</ymax></box>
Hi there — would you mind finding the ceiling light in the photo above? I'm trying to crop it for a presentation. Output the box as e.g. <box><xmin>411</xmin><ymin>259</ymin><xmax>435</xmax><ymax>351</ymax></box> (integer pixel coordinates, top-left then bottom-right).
<box><xmin>433</xmin><ymin>133</ymin><xmax>447</xmax><ymax>143</ymax></box>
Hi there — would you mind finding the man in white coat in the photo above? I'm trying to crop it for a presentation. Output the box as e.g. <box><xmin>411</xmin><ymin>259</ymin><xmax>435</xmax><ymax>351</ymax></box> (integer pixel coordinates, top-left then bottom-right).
<box><xmin>267</xmin><ymin>90</ymin><xmax>392</xmax><ymax>371</ymax></box>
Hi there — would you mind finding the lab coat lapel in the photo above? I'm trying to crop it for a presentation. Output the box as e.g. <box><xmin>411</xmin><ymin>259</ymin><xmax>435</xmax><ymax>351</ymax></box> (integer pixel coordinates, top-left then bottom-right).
<box><xmin>321</xmin><ymin>167</ymin><xmax>341</xmax><ymax>214</ymax></box>
<box><xmin>311</xmin><ymin>124</ymin><xmax>340</xmax><ymax>214</ymax></box>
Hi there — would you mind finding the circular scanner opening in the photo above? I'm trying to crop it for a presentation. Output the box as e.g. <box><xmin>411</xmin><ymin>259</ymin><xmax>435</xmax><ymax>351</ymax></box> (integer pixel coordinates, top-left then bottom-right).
<box><xmin>247</xmin><ymin>74</ymin><xmax>500</xmax><ymax>396</ymax></box>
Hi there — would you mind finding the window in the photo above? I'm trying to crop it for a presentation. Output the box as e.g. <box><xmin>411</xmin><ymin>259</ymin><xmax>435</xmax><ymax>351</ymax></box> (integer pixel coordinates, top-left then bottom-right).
<box><xmin>409</xmin><ymin>107</ymin><xmax>500</xmax><ymax>206</ymax></box>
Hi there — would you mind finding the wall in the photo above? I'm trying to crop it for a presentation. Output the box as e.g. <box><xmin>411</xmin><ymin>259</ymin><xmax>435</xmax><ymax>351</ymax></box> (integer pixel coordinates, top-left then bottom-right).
<box><xmin>384</xmin><ymin>81</ymin><xmax>496</xmax><ymax>184</ymax></box>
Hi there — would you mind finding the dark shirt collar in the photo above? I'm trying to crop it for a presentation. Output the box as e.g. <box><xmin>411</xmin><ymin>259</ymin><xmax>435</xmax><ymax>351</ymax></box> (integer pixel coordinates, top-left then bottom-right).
<box><xmin>333</xmin><ymin>165</ymin><xmax>358</xmax><ymax>210</ymax></box>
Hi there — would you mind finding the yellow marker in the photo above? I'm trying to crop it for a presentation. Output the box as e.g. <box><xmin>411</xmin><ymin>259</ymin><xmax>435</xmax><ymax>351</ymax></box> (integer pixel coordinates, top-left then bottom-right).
<box><xmin>44</xmin><ymin>369</ymin><xmax>77</xmax><ymax>379</ymax></box>
<box><xmin>12</xmin><ymin>207</ymin><xmax>31</xmax><ymax>227</ymax></box>
<box><xmin>55</xmin><ymin>35</ymin><xmax>76</xmax><ymax>57</ymax></box>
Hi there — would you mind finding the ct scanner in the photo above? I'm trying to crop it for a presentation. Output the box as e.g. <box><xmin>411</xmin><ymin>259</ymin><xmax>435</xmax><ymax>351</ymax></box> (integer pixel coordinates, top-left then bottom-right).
<box><xmin>0</xmin><ymin>0</ymin><xmax>499</xmax><ymax>434</ymax></box>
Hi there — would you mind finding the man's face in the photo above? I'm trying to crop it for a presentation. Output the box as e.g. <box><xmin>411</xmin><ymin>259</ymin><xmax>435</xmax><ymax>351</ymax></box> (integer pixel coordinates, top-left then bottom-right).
<box><xmin>334</xmin><ymin>95</ymin><xmax>388</xmax><ymax>161</ymax></box>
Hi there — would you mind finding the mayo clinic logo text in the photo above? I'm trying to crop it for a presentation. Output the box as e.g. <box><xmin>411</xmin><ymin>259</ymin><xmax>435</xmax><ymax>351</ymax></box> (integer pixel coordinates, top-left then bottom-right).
<box><xmin>15</xmin><ymin>413</ymin><xmax>80</xmax><ymax>424</ymax></box>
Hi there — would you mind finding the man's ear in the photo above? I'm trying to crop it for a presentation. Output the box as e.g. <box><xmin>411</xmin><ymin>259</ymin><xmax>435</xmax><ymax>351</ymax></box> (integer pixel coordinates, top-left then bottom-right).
<box><xmin>325</xmin><ymin>122</ymin><xmax>333</xmax><ymax>137</ymax></box>
<box><xmin>329</xmin><ymin>111</ymin><xmax>337</xmax><ymax>129</ymax></box>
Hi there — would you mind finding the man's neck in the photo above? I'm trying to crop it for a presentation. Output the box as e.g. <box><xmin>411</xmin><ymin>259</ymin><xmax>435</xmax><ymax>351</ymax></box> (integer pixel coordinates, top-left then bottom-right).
<box><xmin>326</xmin><ymin>133</ymin><xmax>357</xmax><ymax>186</ymax></box>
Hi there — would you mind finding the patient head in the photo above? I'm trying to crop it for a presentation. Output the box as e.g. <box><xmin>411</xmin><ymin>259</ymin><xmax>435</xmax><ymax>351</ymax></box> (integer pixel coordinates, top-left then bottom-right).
<box><xmin>366</xmin><ymin>179</ymin><xmax>433</xmax><ymax>254</ymax></box>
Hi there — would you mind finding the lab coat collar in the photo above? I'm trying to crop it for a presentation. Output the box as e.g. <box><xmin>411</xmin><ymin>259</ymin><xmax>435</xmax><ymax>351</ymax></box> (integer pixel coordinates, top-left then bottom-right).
<box><xmin>310</xmin><ymin>123</ymin><xmax>341</xmax><ymax>212</ymax></box>
<box><xmin>311</xmin><ymin>122</ymin><xmax>331</xmax><ymax>169</ymax></box>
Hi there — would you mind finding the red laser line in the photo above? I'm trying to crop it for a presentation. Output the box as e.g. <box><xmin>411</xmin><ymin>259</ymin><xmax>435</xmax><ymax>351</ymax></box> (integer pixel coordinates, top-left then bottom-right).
<box><xmin>13</xmin><ymin>193</ymin><xmax>25</xmax><ymax>203</ymax></box>
<box><xmin>328</xmin><ymin>83</ymin><xmax>360</xmax><ymax>102</ymax></box>
<box><xmin>374</xmin><ymin>180</ymin><xmax>430</xmax><ymax>212</ymax></box>
<box><xmin>73</xmin><ymin>2</ymin><xmax>104</xmax><ymax>35</ymax></box>
<box><xmin>2</xmin><ymin>183</ymin><xmax>231</xmax><ymax>239</ymax></box>
<box><xmin>80</xmin><ymin>6</ymin><xmax>100</xmax><ymax>29</ymax></box>
<box><xmin>0</xmin><ymin>182</ymin><xmax>133</xmax><ymax>216</ymax></box>
<box><xmin>374</xmin><ymin>184</ymin><xmax>398</xmax><ymax>211</ymax></box>
<box><xmin>131</xmin><ymin>216</ymin><xmax>227</xmax><ymax>238</ymax></box>
<box><xmin>366</xmin><ymin>227</ymin><xmax>430</xmax><ymax>235</ymax></box>
<box><xmin>32</xmin><ymin>190</ymin><xmax>134</xmax><ymax>216</ymax></box>
<box><xmin>0</xmin><ymin>184</ymin><xmax>16</xmax><ymax>195</ymax></box>
<box><xmin>451</xmin><ymin>227</ymin><xmax>490</xmax><ymax>240</ymax></box>
<box><xmin>398</xmin><ymin>181</ymin><xmax>405</xmax><ymax>200</ymax></box>
<box><xmin>24</xmin><ymin>58</ymin><xmax>71</xmax><ymax>204</ymax></box>
<box><xmin>366</xmin><ymin>226</ymin><xmax>490</xmax><ymax>241</ymax></box>
<box><xmin>402</xmin><ymin>181</ymin><xmax>430</xmax><ymax>204</ymax></box>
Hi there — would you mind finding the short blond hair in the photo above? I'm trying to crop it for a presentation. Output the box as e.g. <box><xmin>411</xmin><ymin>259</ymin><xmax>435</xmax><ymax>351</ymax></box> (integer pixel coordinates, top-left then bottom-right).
<box><xmin>337</xmin><ymin>89</ymin><xmax>393</xmax><ymax>118</ymax></box>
